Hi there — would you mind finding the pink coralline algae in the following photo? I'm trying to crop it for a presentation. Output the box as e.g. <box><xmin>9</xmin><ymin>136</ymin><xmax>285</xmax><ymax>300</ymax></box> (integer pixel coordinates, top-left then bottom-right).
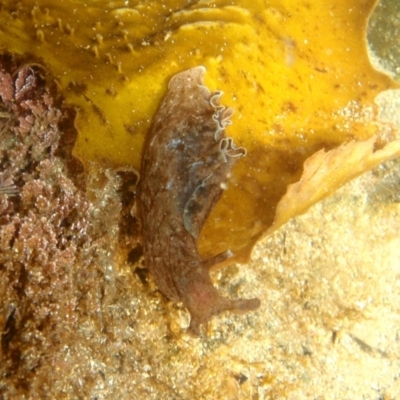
<box><xmin>0</xmin><ymin>54</ymin><xmax>93</xmax><ymax>395</ymax></box>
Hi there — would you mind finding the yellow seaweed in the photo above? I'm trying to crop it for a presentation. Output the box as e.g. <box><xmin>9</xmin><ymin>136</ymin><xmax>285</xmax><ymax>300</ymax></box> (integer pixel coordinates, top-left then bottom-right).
<box><xmin>0</xmin><ymin>0</ymin><xmax>399</xmax><ymax>261</ymax></box>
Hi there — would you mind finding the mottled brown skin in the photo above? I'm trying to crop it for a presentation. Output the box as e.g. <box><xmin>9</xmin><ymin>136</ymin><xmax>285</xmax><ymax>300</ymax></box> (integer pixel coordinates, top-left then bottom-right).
<box><xmin>138</xmin><ymin>66</ymin><xmax>260</xmax><ymax>335</ymax></box>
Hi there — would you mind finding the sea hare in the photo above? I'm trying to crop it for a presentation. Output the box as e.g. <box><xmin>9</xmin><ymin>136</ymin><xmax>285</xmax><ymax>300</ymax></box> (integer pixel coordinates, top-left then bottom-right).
<box><xmin>139</xmin><ymin>66</ymin><xmax>260</xmax><ymax>334</ymax></box>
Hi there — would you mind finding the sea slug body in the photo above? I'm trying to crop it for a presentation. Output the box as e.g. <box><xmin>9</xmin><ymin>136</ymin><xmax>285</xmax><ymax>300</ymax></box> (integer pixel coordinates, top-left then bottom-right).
<box><xmin>138</xmin><ymin>66</ymin><xmax>260</xmax><ymax>335</ymax></box>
